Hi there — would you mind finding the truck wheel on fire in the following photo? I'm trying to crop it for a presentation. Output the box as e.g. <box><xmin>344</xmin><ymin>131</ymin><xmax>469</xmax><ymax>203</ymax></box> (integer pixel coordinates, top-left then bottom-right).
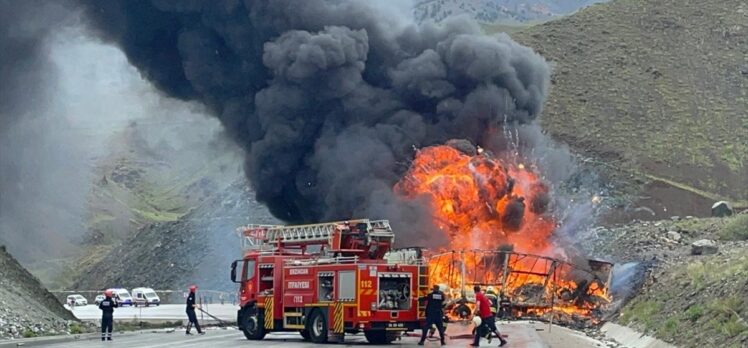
<box><xmin>230</xmin><ymin>220</ymin><xmax>429</xmax><ymax>345</ymax></box>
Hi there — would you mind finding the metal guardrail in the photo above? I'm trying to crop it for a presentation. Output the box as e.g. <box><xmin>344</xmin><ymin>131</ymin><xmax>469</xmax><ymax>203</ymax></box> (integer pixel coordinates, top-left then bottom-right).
<box><xmin>50</xmin><ymin>289</ymin><xmax>238</xmax><ymax>305</ymax></box>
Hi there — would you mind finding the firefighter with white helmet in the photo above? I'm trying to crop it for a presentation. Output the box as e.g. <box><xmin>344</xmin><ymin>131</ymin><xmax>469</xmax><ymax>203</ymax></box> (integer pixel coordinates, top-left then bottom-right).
<box><xmin>99</xmin><ymin>289</ymin><xmax>117</xmax><ymax>341</ymax></box>
<box><xmin>485</xmin><ymin>286</ymin><xmax>499</xmax><ymax>315</ymax></box>
<box><xmin>471</xmin><ymin>285</ymin><xmax>507</xmax><ymax>347</ymax></box>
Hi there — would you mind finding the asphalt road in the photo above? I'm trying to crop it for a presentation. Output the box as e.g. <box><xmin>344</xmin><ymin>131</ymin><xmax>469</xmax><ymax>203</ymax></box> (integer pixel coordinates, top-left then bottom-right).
<box><xmin>8</xmin><ymin>321</ymin><xmax>605</xmax><ymax>348</ymax></box>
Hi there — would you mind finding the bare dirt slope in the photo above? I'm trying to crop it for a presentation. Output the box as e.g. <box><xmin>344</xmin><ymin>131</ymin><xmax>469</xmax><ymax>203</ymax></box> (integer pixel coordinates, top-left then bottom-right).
<box><xmin>0</xmin><ymin>246</ymin><xmax>76</xmax><ymax>339</ymax></box>
<box><xmin>509</xmin><ymin>0</ymin><xmax>748</xmax><ymax>220</ymax></box>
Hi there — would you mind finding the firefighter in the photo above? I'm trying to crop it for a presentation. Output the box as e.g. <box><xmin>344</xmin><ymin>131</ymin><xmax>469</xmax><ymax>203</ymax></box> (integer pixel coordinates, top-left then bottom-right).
<box><xmin>485</xmin><ymin>286</ymin><xmax>499</xmax><ymax>316</ymax></box>
<box><xmin>471</xmin><ymin>286</ymin><xmax>507</xmax><ymax>347</ymax></box>
<box><xmin>482</xmin><ymin>286</ymin><xmax>500</xmax><ymax>342</ymax></box>
<box><xmin>418</xmin><ymin>284</ymin><xmax>446</xmax><ymax>346</ymax></box>
<box><xmin>185</xmin><ymin>285</ymin><xmax>204</xmax><ymax>335</ymax></box>
<box><xmin>498</xmin><ymin>292</ymin><xmax>512</xmax><ymax>319</ymax></box>
<box><xmin>99</xmin><ymin>289</ymin><xmax>117</xmax><ymax>341</ymax></box>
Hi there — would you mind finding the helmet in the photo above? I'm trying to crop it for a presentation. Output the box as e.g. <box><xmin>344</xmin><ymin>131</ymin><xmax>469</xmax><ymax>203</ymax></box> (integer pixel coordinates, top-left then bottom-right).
<box><xmin>189</xmin><ymin>285</ymin><xmax>197</xmax><ymax>292</ymax></box>
<box><xmin>472</xmin><ymin>316</ymin><xmax>482</xmax><ymax>326</ymax></box>
<box><xmin>104</xmin><ymin>290</ymin><xmax>113</xmax><ymax>297</ymax></box>
<box><xmin>486</xmin><ymin>286</ymin><xmax>495</xmax><ymax>293</ymax></box>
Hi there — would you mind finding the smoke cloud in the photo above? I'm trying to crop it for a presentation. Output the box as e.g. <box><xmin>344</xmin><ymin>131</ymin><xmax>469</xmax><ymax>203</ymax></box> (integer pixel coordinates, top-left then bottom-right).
<box><xmin>73</xmin><ymin>0</ymin><xmax>550</xmax><ymax>243</ymax></box>
<box><xmin>0</xmin><ymin>1</ymin><xmax>67</xmax><ymax>128</ymax></box>
<box><xmin>0</xmin><ymin>1</ymin><xmax>234</xmax><ymax>262</ymax></box>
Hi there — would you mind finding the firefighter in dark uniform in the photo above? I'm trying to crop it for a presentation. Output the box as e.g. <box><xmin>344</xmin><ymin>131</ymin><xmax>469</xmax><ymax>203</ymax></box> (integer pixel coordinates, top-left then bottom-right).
<box><xmin>418</xmin><ymin>284</ymin><xmax>446</xmax><ymax>346</ymax></box>
<box><xmin>99</xmin><ymin>289</ymin><xmax>117</xmax><ymax>341</ymax></box>
<box><xmin>498</xmin><ymin>292</ymin><xmax>512</xmax><ymax>319</ymax></box>
<box><xmin>185</xmin><ymin>285</ymin><xmax>204</xmax><ymax>335</ymax></box>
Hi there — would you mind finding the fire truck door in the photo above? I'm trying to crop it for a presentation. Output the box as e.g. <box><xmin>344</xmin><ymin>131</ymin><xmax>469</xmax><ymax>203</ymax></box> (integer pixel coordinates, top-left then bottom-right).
<box><xmin>334</xmin><ymin>271</ymin><xmax>355</xmax><ymax>334</ymax></box>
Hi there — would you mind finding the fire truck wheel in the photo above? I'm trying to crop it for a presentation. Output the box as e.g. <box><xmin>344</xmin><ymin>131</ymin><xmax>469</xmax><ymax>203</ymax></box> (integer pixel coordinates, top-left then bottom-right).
<box><xmin>300</xmin><ymin>329</ymin><xmax>311</xmax><ymax>341</ymax></box>
<box><xmin>307</xmin><ymin>309</ymin><xmax>328</xmax><ymax>343</ymax></box>
<box><xmin>242</xmin><ymin>306</ymin><xmax>266</xmax><ymax>340</ymax></box>
<box><xmin>364</xmin><ymin>330</ymin><xmax>397</xmax><ymax>344</ymax></box>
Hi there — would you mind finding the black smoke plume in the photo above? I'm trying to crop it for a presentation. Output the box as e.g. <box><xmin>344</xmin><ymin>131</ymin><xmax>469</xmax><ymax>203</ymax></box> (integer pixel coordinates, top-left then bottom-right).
<box><xmin>77</xmin><ymin>0</ymin><xmax>550</xmax><ymax>242</ymax></box>
<box><xmin>0</xmin><ymin>0</ymin><xmax>69</xmax><ymax>129</ymax></box>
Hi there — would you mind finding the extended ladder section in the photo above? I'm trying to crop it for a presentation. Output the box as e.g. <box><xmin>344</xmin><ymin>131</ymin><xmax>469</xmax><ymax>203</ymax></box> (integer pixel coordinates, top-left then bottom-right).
<box><xmin>239</xmin><ymin>219</ymin><xmax>395</xmax><ymax>254</ymax></box>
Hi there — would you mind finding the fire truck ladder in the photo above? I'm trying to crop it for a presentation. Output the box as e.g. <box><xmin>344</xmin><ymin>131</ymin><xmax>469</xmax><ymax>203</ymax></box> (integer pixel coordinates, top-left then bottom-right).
<box><xmin>241</xmin><ymin>219</ymin><xmax>395</xmax><ymax>251</ymax></box>
<box><xmin>417</xmin><ymin>264</ymin><xmax>429</xmax><ymax>320</ymax></box>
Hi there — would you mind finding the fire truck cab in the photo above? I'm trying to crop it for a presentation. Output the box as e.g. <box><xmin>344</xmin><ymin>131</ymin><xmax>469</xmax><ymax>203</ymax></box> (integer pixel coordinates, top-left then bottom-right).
<box><xmin>230</xmin><ymin>219</ymin><xmax>428</xmax><ymax>344</ymax></box>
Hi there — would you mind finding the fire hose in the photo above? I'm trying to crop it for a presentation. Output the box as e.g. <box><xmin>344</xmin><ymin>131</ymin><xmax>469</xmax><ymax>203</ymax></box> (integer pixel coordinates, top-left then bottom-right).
<box><xmin>197</xmin><ymin>307</ymin><xmax>231</xmax><ymax>327</ymax></box>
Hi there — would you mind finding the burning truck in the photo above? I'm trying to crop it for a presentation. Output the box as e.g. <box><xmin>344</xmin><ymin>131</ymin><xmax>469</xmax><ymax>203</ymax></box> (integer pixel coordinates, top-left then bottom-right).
<box><xmin>395</xmin><ymin>141</ymin><xmax>613</xmax><ymax>325</ymax></box>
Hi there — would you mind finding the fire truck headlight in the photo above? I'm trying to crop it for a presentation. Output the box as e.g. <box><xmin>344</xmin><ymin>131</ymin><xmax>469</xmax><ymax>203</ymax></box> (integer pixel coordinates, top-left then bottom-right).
<box><xmin>371</xmin><ymin>303</ymin><xmax>377</xmax><ymax>311</ymax></box>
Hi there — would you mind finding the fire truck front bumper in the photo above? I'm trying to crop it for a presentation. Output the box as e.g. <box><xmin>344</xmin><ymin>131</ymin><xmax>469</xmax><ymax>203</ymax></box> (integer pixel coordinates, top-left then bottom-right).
<box><xmin>366</xmin><ymin>321</ymin><xmax>423</xmax><ymax>331</ymax></box>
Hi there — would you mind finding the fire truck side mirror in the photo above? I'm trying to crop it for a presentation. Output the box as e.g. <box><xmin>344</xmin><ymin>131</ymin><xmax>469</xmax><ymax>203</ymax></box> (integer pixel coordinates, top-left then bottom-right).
<box><xmin>230</xmin><ymin>260</ymin><xmax>238</xmax><ymax>283</ymax></box>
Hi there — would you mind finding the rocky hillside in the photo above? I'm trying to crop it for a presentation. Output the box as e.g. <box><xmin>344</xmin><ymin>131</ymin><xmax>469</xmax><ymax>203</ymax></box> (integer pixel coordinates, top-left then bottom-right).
<box><xmin>28</xmin><ymin>119</ymin><xmax>243</xmax><ymax>290</ymax></box>
<box><xmin>413</xmin><ymin>0</ymin><xmax>608</xmax><ymax>24</ymax></box>
<box><xmin>509</xmin><ymin>0</ymin><xmax>748</xmax><ymax>221</ymax></box>
<box><xmin>0</xmin><ymin>246</ymin><xmax>76</xmax><ymax>339</ymax></box>
<box><xmin>577</xmin><ymin>213</ymin><xmax>748</xmax><ymax>347</ymax></box>
<box><xmin>72</xmin><ymin>180</ymin><xmax>278</xmax><ymax>293</ymax></box>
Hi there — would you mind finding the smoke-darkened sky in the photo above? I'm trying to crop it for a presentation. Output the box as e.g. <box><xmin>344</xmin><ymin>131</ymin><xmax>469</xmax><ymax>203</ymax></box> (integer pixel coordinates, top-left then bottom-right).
<box><xmin>75</xmin><ymin>0</ymin><xmax>551</xmax><ymax>243</ymax></box>
<box><xmin>1</xmin><ymin>0</ymin><xmax>552</xmax><ymax>256</ymax></box>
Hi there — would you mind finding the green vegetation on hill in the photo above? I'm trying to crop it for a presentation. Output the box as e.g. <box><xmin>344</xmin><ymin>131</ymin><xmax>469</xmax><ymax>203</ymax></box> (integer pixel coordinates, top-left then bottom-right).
<box><xmin>30</xmin><ymin>121</ymin><xmax>245</xmax><ymax>290</ymax></box>
<box><xmin>620</xmin><ymin>246</ymin><xmax>748</xmax><ymax>347</ymax></box>
<box><xmin>505</xmin><ymin>0</ymin><xmax>748</xmax><ymax>209</ymax></box>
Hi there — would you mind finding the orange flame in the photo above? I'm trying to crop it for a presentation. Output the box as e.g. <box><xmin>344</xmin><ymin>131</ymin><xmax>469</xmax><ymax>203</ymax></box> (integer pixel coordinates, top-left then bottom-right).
<box><xmin>395</xmin><ymin>144</ymin><xmax>610</xmax><ymax>323</ymax></box>
<box><xmin>395</xmin><ymin>145</ymin><xmax>554</xmax><ymax>253</ymax></box>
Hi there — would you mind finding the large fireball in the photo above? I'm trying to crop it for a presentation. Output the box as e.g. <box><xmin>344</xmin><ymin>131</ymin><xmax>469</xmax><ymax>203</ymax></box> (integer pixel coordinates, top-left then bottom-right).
<box><xmin>394</xmin><ymin>142</ymin><xmax>611</xmax><ymax>323</ymax></box>
<box><xmin>395</xmin><ymin>143</ymin><xmax>555</xmax><ymax>254</ymax></box>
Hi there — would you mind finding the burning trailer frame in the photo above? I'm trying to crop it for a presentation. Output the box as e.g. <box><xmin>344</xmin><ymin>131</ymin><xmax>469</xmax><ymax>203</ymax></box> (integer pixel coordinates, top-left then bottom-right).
<box><xmin>427</xmin><ymin>250</ymin><xmax>613</xmax><ymax>326</ymax></box>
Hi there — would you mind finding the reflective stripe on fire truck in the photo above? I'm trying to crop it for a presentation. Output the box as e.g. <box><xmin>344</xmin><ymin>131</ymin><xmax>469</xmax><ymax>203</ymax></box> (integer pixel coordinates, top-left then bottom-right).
<box><xmin>333</xmin><ymin>301</ymin><xmax>344</xmax><ymax>334</ymax></box>
<box><xmin>360</xmin><ymin>289</ymin><xmax>376</xmax><ymax>296</ymax></box>
<box><xmin>264</xmin><ymin>297</ymin><xmax>274</xmax><ymax>329</ymax></box>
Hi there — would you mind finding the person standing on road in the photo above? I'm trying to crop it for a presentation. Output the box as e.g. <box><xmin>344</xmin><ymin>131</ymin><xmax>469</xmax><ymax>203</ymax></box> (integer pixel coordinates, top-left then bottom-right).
<box><xmin>471</xmin><ymin>285</ymin><xmax>507</xmax><ymax>347</ymax></box>
<box><xmin>99</xmin><ymin>290</ymin><xmax>118</xmax><ymax>341</ymax></box>
<box><xmin>185</xmin><ymin>285</ymin><xmax>204</xmax><ymax>335</ymax></box>
<box><xmin>498</xmin><ymin>292</ymin><xmax>512</xmax><ymax>319</ymax></box>
<box><xmin>418</xmin><ymin>284</ymin><xmax>447</xmax><ymax>346</ymax></box>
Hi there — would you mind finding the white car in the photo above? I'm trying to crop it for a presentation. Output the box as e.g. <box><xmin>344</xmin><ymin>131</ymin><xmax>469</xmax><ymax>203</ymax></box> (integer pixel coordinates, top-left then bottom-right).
<box><xmin>94</xmin><ymin>294</ymin><xmax>105</xmax><ymax>305</ymax></box>
<box><xmin>66</xmin><ymin>294</ymin><xmax>88</xmax><ymax>306</ymax></box>
<box><xmin>132</xmin><ymin>287</ymin><xmax>161</xmax><ymax>307</ymax></box>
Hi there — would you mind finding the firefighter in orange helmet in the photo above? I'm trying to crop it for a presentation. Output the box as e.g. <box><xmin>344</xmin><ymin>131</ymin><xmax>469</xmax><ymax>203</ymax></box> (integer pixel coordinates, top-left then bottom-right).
<box><xmin>185</xmin><ymin>285</ymin><xmax>204</xmax><ymax>335</ymax></box>
<box><xmin>99</xmin><ymin>289</ymin><xmax>117</xmax><ymax>341</ymax></box>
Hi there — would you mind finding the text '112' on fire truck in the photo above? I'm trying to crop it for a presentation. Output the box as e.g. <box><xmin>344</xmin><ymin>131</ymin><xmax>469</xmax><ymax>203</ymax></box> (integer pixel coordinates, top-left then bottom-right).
<box><xmin>230</xmin><ymin>219</ymin><xmax>428</xmax><ymax>344</ymax></box>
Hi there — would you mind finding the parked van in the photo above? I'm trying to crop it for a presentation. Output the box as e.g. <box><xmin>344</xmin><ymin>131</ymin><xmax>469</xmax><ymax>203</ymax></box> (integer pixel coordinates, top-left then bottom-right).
<box><xmin>132</xmin><ymin>287</ymin><xmax>160</xmax><ymax>307</ymax></box>
<box><xmin>107</xmin><ymin>288</ymin><xmax>134</xmax><ymax>306</ymax></box>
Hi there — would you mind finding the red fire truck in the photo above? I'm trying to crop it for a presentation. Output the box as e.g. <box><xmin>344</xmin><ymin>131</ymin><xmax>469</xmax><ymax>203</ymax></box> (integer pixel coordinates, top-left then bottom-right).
<box><xmin>230</xmin><ymin>219</ymin><xmax>428</xmax><ymax>344</ymax></box>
